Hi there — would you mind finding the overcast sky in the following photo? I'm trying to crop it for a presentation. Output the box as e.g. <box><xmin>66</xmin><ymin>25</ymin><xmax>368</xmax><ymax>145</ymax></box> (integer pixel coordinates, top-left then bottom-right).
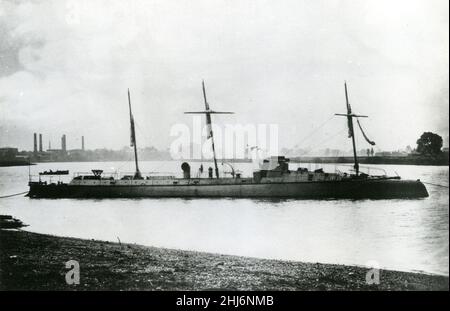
<box><xmin>0</xmin><ymin>0</ymin><xmax>448</xmax><ymax>153</ymax></box>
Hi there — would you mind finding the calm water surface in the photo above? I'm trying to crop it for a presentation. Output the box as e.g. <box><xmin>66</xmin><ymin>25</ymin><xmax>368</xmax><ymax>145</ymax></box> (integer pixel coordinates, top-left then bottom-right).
<box><xmin>0</xmin><ymin>161</ymin><xmax>448</xmax><ymax>275</ymax></box>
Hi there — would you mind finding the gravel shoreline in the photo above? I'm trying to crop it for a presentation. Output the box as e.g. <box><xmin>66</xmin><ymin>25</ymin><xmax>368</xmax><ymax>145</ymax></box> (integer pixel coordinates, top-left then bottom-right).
<box><xmin>0</xmin><ymin>229</ymin><xmax>448</xmax><ymax>291</ymax></box>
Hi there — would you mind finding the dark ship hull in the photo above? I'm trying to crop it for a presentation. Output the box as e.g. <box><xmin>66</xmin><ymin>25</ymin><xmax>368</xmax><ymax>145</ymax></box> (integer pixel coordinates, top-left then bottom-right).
<box><xmin>28</xmin><ymin>178</ymin><xmax>428</xmax><ymax>199</ymax></box>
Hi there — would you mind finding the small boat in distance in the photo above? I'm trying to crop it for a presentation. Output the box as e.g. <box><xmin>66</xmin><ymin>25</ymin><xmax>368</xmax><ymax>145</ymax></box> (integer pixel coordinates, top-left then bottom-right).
<box><xmin>28</xmin><ymin>82</ymin><xmax>428</xmax><ymax>199</ymax></box>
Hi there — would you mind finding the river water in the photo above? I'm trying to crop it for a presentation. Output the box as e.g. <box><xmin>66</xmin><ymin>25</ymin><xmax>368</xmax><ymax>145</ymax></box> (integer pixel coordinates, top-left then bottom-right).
<box><xmin>0</xmin><ymin>161</ymin><xmax>448</xmax><ymax>275</ymax></box>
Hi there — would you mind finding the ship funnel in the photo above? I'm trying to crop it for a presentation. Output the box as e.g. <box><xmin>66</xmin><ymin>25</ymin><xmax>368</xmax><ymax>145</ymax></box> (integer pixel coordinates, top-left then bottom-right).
<box><xmin>181</xmin><ymin>162</ymin><xmax>191</xmax><ymax>179</ymax></box>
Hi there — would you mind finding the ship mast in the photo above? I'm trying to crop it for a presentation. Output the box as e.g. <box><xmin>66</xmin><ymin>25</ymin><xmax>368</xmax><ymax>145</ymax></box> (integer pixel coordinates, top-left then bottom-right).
<box><xmin>335</xmin><ymin>82</ymin><xmax>368</xmax><ymax>176</ymax></box>
<box><xmin>185</xmin><ymin>81</ymin><xmax>234</xmax><ymax>178</ymax></box>
<box><xmin>128</xmin><ymin>89</ymin><xmax>142</xmax><ymax>179</ymax></box>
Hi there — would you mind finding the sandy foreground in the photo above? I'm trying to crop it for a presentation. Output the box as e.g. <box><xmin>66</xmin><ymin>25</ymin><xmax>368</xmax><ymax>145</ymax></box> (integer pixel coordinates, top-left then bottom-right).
<box><xmin>0</xmin><ymin>229</ymin><xmax>448</xmax><ymax>291</ymax></box>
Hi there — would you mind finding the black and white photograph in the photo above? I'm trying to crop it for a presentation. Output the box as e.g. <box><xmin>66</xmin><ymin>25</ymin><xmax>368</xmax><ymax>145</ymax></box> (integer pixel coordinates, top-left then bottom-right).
<box><xmin>0</xmin><ymin>0</ymin><xmax>448</xmax><ymax>307</ymax></box>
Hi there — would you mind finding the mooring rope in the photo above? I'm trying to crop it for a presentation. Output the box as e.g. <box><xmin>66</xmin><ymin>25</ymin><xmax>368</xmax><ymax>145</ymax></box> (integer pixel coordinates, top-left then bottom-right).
<box><xmin>0</xmin><ymin>191</ymin><xmax>29</xmax><ymax>199</ymax></box>
<box><xmin>422</xmin><ymin>181</ymin><xmax>449</xmax><ymax>188</ymax></box>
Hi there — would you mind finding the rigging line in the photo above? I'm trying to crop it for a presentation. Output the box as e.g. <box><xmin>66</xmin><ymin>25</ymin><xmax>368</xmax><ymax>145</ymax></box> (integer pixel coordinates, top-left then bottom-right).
<box><xmin>131</xmin><ymin>120</ymin><xmax>157</xmax><ymax>172</ymax></box>
<box><xmin>134</xmin><ymin>118</ymin><xmax>168</xmax><ymax>173</ymax></box>
<box><xmin>422</xmin><ymin>181</ymin><xmax>449</xmax><ymax>188</ymax></box>
<box><xmin>109</xmin><ymin>145</ymin><xmax>136</xmax><ymax>175</ymax></box>
<box><xmin>135</xmin><ymin>121</ymin><xmax>154</xmax><ymax>148</ymax></box>
<box><xmin>302</xmin><ymin>127</ymin><xmax>347</xmax><ymax>155</ymax></box>
<box><xmin>0</xmin><ymin>191</ymin><xmax>28</xmax><ymax>199</ymax></box>
<box><xmin>294</xmin><ymin>115</ymin><xmax>336</xmax><ymax>147</ymax></box>
<box><xmin>116</xmin><ymin>156</ymin><xmax>133</xmax><ymax>173</ymax></box>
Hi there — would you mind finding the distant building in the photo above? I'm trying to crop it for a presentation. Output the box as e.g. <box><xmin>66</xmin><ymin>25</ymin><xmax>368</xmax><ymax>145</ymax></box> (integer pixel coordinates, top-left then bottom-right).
<box><xmin>375</xmin><ymin>151</ymin><xmax>392</xmax><ymax>157</ymax></box>
<box><xmin>0</xmin><ymin>147</ymin><xmax>19</xmax><ymax>160</ymax></box>
<box><xmin>390</xmin><ymin>151</ymin><xmax>408</xmax><ymax>157</ymax></box>
<box><xmin>376</xmin><ymin>151</ymin><xmax>411</xmax><ymax>157</ymax></box>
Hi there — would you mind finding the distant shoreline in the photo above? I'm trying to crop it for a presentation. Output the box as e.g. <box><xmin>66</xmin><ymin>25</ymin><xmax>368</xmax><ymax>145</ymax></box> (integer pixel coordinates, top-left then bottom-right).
<box><xmin>0</xmin><ymin>161</ymin><xmax>35</xmax><ymax>167</ymax></box>
<box><xmin>289</xmin><ymin>155</ymin><xmax>449</xmax><ymax>166</ymax></box>
<box><xmin>1</xmin><ymin>155</ymin><xmax>448</xmax><ymax>167</ymax></box>
<box><xmin>0</xmin><ymin>229</ymin><xmax>448</xmax><ymax>290</ymax></box>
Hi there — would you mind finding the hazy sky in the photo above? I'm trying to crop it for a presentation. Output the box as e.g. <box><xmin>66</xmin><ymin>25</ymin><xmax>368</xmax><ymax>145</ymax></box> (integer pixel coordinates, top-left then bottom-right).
<box><xmin>0</xmin><ymin>0</ymin><xmax>448</xmax><ymax>153</ymax></box>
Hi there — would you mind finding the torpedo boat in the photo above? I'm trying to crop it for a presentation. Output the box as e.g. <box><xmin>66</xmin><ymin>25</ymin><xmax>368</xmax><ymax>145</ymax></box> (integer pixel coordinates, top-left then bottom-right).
<box><xmin>28</xmin><ymin>82</ymin><xmax>428</xmax><ymax>199</ymax></box>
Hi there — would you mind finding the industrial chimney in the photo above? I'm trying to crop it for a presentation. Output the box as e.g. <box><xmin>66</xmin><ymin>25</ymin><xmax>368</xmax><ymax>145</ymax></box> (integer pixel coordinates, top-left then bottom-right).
<box><xmin>61</xmin><ymin>134</ymin><xmax>67</xmax><ymax>152</ymax></box>
<box><xmin>33</xmin><ymin>133</ymin><xmax>37</xmax><ymax>153</ymax></box>
<box><xmin>39</xmin><ymin>134</ymin><xmax>43</xmax><ymax>152</ymax></box>
<box><xmin>82</xmin><ymin>136</ymin><xmax>85</xmax><ymax>151</ymax></box>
